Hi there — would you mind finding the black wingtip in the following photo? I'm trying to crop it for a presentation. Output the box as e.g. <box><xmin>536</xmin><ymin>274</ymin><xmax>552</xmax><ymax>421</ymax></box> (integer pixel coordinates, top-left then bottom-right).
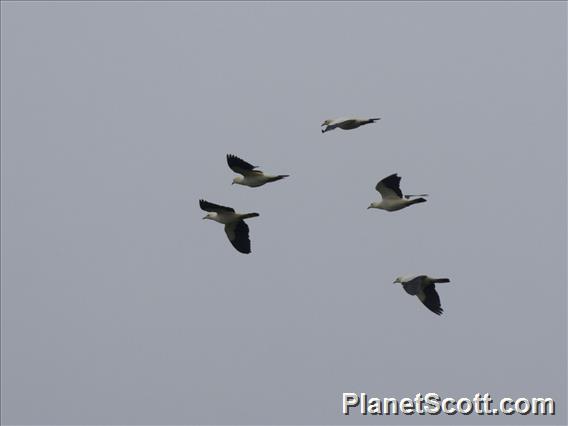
<box><xmin>428</xmin><ymin>306</ymin><xmax>444</xmax><ymax>316</ymax></box>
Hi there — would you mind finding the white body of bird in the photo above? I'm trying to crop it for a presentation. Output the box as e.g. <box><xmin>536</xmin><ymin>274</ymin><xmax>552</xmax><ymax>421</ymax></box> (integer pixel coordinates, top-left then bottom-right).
<box><xmin>227</xmin><ymin>154</ymin><xmax>289</xmax><ymax>188</ymax></box>
<box><xmin>369</xmin><ymin>197</ymin><xmax>426</xmax><ymax>212</ymax></box>
<box><xmin>199</xmin><ymin>199</ymin><xmax>259</xmax><ymax>254</ymax></box>
<box><xmin>232</xmin><ymin>174</ymin><xmax>288</xmax><ymax>188</ymax></box>
<box><xmin>368</xmin><ymin>173</ymin><xmax>427</xmax><ymax>212</ymax></box>
<box><xmin>202</xmin><ymin>210</ymin><xmax>259</xmax><ymax>225</ymax></box>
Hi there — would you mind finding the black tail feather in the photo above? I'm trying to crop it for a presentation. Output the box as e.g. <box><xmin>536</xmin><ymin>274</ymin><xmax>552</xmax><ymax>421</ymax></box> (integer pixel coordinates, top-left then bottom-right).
<box><xmin>240</xmin><ymin>213</ymin><xmax>259</xmax><ymax>219</ymax></box>
<box><xmin>410</xmin><ymin>197</ymin><xmax>427</xmax><ymax>205</ymax></box>
<box><xmin>268</xmin><ymin>175</ymin><xmax>289</xmax><ymax>182</ymax></box>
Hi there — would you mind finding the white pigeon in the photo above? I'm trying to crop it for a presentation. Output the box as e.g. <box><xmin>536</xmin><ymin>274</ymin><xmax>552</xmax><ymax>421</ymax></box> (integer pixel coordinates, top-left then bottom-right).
<box><xmin>227</xmin><ymin>154</ymin><xmax>289</xmax><ymax>188</ymax></box>
<box><xmin>368</xmin><ymin>173</ymin><xmax>428</xmax><ymax>212</ymax></box>
<box><xmin>321</xmin><ymin>117</ymin><xmax>381</xmax><ymax>133</ymax></box>
<box><xmin>393</xmin><ymin>275</ymin><xmax>451</xmax><ymax>316</ymax></box>
<box><xmin>200</xmin><ymin>199</ymin><xmax>259</xmax><ymax>254</ymax></box>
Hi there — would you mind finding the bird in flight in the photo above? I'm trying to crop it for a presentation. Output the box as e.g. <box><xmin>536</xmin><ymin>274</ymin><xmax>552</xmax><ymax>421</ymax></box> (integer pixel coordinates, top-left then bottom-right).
<box><xmin>199</xmin><ymin>199</ymin><xmax>259</xmax><ymax>254</ymax></box>
<box><xmin>368</xmin><ymin>173</ymin><xmax>428</xmax><ymax>212</ymax></box>
<box><xmin>393</xmin><ymin>275</ymin><xmax>451</xmax><ymax>316</ymax></box>
<box><xmin>321</xmin><ymin>117</ymin><xmax>381</xmax><ymax>133</ymax></box>
<box><xmin>227</xmin><ymin>154</ymin><xmax>289</xmax><ymax>188</ymax></box>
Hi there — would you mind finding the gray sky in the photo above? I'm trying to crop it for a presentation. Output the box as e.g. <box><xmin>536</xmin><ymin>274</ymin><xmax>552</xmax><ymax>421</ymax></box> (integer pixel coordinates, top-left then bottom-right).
<box><xmin>1</xmin><ymin>1</ymin><xmax>566</xmax><ymax>425</ymax></box>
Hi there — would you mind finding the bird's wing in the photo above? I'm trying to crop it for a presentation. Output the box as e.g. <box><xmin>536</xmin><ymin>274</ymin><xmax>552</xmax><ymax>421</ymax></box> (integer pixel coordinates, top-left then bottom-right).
<box><xmin>402</xmin><ymin>277</ymin><xmax>423</xmax><ymax>295</ymax></box>
<box><xmin>199</xmin><ymin>199</ymin><xmax>235</xmax><ymax>213</ymax></box>
<box><xmin>375</xmin><ymin>174</ymin><xmax>403</xmax><ymax>199</ymax></box>
<box><xmin>224</xmin><ymin>220</ymin><xmax>251</xmax><ymax>254</ymax></box>
<box><xmin>227</xmin><ymin>154</ymin><xmax>258</xmax><ymax>175</ymax></box>
<box><xmin>323</xmin><ymin>117</ymin><xmax>355</xmax><ymax>127</ymax></box>
<box><xmin>336</xmin><ymin>117</ymin><xmax>358</xmax><ymax>124</ymax></box>
<box><xmin>418</xmin><ymin>284</ymin><xmax>443</xmax><ymax>315</ymax></box>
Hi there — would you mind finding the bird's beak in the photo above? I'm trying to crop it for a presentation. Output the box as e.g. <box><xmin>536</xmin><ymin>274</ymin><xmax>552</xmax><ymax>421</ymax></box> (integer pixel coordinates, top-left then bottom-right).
<box><xmin>367</xmin><ymin>205</ymin><xmax>372</xmax><ymax>209</ymax></box>
<box><xmin>393</xmin><ymin>280</ymin><xmax>397</xmax><ymax>284</ymax></box>
<box><xmin>202</xmin><ymin>215</ymin><xmax>208</xmax><ymax>220</ymax></box>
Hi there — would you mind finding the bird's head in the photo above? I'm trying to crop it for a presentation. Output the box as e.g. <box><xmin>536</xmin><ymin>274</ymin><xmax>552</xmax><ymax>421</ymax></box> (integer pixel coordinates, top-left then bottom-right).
<box><xmin>393</xmin><ymin>276</ymin><xmax>403</xmax><ymax>284</ymax></box>
<box><xmin>202</xmin><ymin>213</ymin><xmax>214</xmax><ymax>220</ymax></box>
<box><xmin>321</xmin><ymin>119</ymin><xmax>332</xmax><ymax>126</ymax></box>
<box><xmin>367</xmin><ymin>204</ymin><xmax>373</xmax><ymax>210</ymax></box>
<box><xmin>232</xmin><ymin>176</ymin><xmax>243</xmax><ymax>185</ymax></box>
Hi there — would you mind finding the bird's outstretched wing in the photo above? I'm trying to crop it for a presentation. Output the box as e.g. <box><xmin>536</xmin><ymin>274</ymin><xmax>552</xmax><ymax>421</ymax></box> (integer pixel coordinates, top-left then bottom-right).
<box><xmin>376</xmin><ymin>174</ymin><xmax>403</xmax><ymax>199</ymax></box>
<box><xmin>337</xmin><ymin>118</ymin><xmax>359</xmax><ymax>128</ymax></box>
<box><xmin>227</xmin><ymin>154</ymin><xmax>257</xmax><ymax>175</ymax></box>
<box><xmin>418</xmin><ymin>284</ymin><xmax>443</xmax><ymax>316</ymax></box>
<box><xmin>224</xmin><ymin>220</ymin><xmax>251</xmax><ymax>254</ymax></box>
<box><xmin>402</xmin><ymin>277</ymin><xmax>423</xmax><ymax>295</ymax></box>
<box><xmin>199</xmin><ymin>199</ymin><xmax>235</xmax><ymax>213</ymax></box>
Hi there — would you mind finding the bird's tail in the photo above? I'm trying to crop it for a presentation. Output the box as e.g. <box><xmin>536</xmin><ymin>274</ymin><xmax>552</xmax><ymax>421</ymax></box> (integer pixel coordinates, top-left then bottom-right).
<box><xmin>432</xmin><ymin>278</ymin><xmax>450</xmax><ymax>284</ymax></box>
<box><xmin>405</xmin><ymin>193</ymin><xmax>429</xmax><ymax>199</ymax></box>
<box><xmin>268</xmin><ymin>175</ymin><xmax>290</xmax><ymax>183</ymax></box>
<box><xmin>241</xmin><ymin>212</ymin><xmax>260</xmax><ymax>219</ymax></box>
<box><xmin>409</xmin><ymin>197</ymin><xmax>427</xmax><ymax>205</ymax></box>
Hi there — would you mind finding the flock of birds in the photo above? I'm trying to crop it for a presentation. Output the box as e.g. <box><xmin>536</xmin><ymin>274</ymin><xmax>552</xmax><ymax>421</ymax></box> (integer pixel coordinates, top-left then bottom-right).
<box><xmin>200</xmin><ymin>117</ymin><xmax>451</xmax><ymax>316</ymax></box>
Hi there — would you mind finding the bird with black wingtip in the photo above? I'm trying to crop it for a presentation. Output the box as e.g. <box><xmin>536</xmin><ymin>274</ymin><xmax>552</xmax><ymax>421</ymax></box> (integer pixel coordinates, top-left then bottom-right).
<box><xmin>393</xmin><ymin>275</ymin><xmax>451</xmax><ymax>316</ymax></box>
<box><xmin>227</xmin><ymin>154</ymin><xmax>289</xmax><ymax>188</ymax></box>
<box><xmin>199</xmin><ymin>199</ymin><xmax>259</xmax><ymax>254</ymax></box>
<box><xmin>368</xmin><ymin>173</ymin><xmax>428</xmax><ymax>212</ymax></box>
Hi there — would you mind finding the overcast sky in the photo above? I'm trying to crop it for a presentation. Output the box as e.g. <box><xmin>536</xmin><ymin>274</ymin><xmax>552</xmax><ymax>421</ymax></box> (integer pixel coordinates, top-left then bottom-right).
<box><xmin>1</xmin><ymin>1</ymin><xmax>566</xmax><ymax>425</ymax></box>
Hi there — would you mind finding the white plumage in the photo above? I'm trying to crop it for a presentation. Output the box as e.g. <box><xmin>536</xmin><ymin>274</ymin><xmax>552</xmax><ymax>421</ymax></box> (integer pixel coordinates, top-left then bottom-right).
<box><xmin>227</xmin><ymin>154</ymin><xmax>289</xmax><ymax>188</ymax></box>
<box><xmin>200</xmin><ymin>199</ymin><xmax>259</xmax><ymax>254</ymax></box>
<box><xmin>368</xmin><ymin>173</ymin><xmax>428</xmax><ymax>212</ymax></box>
